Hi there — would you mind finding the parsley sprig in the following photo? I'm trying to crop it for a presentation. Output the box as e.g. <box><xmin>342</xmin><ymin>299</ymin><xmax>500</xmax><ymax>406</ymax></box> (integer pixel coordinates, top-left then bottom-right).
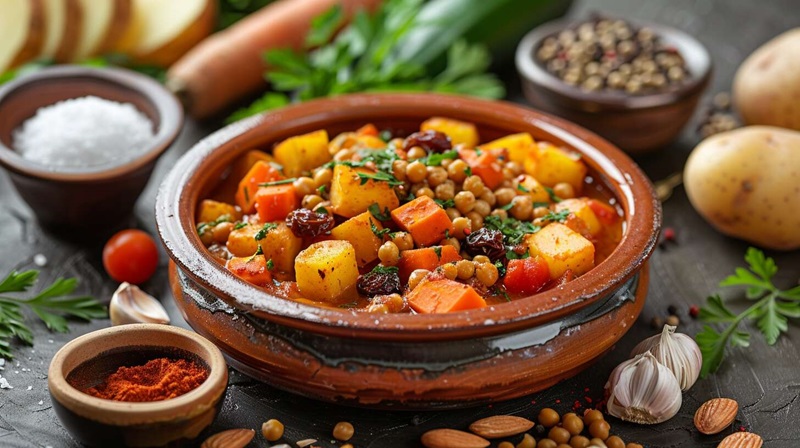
<box><xmin>541</xmin><ymin>210</ymin><xmax>570</xmax><ymax>223</ymax></box>
<box><xmin>484</xmin><ymin>215</ymin><xmax>540</xmax><ymax>246</ymax></box>
<box><xmin>0</xmin><ymin>270</ymin><xmax>106</xmax><ymax>359</ymax></box>
<box><xmin>696</xmin><ymin>248</ymin><xmax>800</xmax><ymax>377</ymax></box>
<box><xmin>357</xmin><ymin>171</ymin><xmax>403</xmax><ymax>187</ymax></box>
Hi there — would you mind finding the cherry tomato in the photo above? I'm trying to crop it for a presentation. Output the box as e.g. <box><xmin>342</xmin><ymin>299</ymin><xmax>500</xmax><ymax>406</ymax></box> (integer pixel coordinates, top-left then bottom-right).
<box><xmin>503</xmin><ymin>256</ymin><xmax>550</xmax><ymax>295</ymax></box>
<box><xmin>103</xmin><ymin>229</ymin><xmax>159</xmax><ymax>284</ymax></box>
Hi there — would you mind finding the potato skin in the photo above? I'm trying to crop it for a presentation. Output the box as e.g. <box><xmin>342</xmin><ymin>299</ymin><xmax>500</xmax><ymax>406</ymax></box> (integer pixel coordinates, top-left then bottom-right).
<box><xmin>684</xmin><ymin>126</ymin><xmax>800</xmax><ymax>250</ymax></box>
<box><xmin>733</xmin><ymin>28</ymin><xmax>800</xmax><ymax>130</ymax></box>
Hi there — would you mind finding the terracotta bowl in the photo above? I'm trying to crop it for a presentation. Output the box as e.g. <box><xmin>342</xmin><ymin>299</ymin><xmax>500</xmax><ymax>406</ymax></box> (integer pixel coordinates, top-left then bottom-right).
<box><xmin>48</xmin><ymin>324</ymin><xmax>228</xmax><ymax>447</ymax></box>
<box><xmin>156</xmin><ymin>93</ymin><xmax>661</xmax><ymax>409</ymax></box>
<box><xmin>0</xmin><ymin>66</ymin><xmax>182</xmax><ymax>234</ymax></box>
<box><xmin>516</xmin><ymin>20</ymin><xmax>712</xmax><ymax>154</ymax></box>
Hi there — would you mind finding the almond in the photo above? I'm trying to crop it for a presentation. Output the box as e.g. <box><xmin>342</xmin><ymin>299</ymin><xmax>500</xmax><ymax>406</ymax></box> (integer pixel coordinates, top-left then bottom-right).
<box><xmin>468</xmin><ymin>415</ymin><xmax>535</xmax><ymax>439</ymax></box>
<box><xmin>201</xmin><ymin>428</ymin><xmax>255</xmax><ymax>448</ymax></box>
<box><xmin>421</xmin><ymin>428</ymin><xmax>490</xmax><ymax>448</ymax></box>
<box><xmin>717</xmin><ymin>431</ymin><xmax>763</xmax><ymax>448</ymax></box>
<box><xmin>695</xmin><ymin>398</ymin><xmax>739</xmax><ymax>435</ymax></box>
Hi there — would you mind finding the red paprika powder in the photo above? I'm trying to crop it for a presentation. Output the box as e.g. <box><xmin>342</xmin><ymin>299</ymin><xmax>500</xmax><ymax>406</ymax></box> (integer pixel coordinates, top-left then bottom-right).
<box><xmin>82</xmin><ymin>357</ymin><xmax>208</xmax><ymax>402</ymax></box>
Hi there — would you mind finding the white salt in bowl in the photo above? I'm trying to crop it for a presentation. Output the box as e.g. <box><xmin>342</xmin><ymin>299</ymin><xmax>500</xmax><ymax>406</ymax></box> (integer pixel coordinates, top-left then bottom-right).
<box><xmin>0</xmin><ymin>66</ymin><xmax>182</xmax><ymax>235</ymax></box>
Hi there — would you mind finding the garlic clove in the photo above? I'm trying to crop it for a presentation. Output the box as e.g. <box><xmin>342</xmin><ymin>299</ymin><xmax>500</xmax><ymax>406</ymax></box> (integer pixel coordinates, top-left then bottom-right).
<box><xmin>109</xmin><ymin>282</ymin><xmax>170</xmax><ymax>326</ymax></box>
<box><xmin>631</xmin><ymin>324</ymin><xmax>702</xmax><ymax>391</ymax></box>
<box><xmin>605</xmin><ymin>352</ymin><xmax>682</xmax><ymax>424</ymax></box>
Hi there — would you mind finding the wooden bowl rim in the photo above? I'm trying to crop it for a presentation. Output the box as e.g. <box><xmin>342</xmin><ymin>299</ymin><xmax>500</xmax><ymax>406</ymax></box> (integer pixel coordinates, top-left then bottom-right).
<box><xmin>156</xmin><ymin>93</ymin><xmax>661</xmax><ymax>340</ymax></box>
<box><xmin>47</xmin><ymin>324</ymin><xmax>227</xmax><ymax>425</ymax></box>
<box><xmin>0</xmin><ymin>65</ymin><xmax>183</xmax><ymax>183</ymax></box>
<box><xmin>515</xmin><ymin>19</ymin><xmax>713</xmax><ymax>111</ymax></box>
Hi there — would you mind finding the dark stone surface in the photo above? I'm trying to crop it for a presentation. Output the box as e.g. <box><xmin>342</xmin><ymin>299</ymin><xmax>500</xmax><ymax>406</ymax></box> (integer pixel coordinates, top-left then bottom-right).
<box><xmin>0</xmin><ymin>1</ymin><xmax>798</xmax><ymax>446</ymax></box>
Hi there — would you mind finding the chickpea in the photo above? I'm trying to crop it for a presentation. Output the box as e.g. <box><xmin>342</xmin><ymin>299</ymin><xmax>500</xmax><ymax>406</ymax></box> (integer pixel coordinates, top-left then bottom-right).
<box><xmin>455</xmin><ymin>259</ymin><xmax>475</xmax><ymax>279</ymax></box>
<box><xmin>445</xmin><ymin>207</ymin><xmax>462</xmax><ymax>221</ymax></box>
<box><xmin>406</xmin><ymin>161</ymin><xmax>428</xmax><ymax>183</ymax></box>
<box><xmin>427</xmin><ymin>166</ymin><xmax>448</xmax><ymax>187</ymax></box>
<box><xmin>569</xmin><ymin>435</ymin><xmax>590</xmax><ymax>448</ymax></box>
<box><xmin>589</xmin><ymin>420</ymin><xmax>610</xmax><ymax>440</ymax></box>
<box><xmin>473</xmin><ymin>199</ymin><xmax>491</xmax><ymax>217</ymax></box>
<box><xmin>435</xmin><ymin>182</ymin><xmax>455</xmax><ymax>201</ymax></box>
<box><xmin>490</xmin><ymin>209</ymin><xmax>509</xmax><ymax>220</ymax></box>
<box><xmin>407</xmin><ymin>146</ymin><xmax>427</xmax><ymax>160</ymax></box>
<box><xmin>495</xmin><ymin>187</ymin><xmax>516</xmax><ymax>206</ymax></box>
<box><xmin>333</xmin><ymin>421</ymin><xmax>354</xmax><ymax>441</ymax></box>
<box><xmin>517</xmin><ymin>434</ymin><xmax>536</xmax><ymax>448</ymax></box>
<box><xmin>441</xmin><ymin>237</ymin><xmax>460</xmax><ymax>252</ymax></box>
<box><xmin>440</xmin><ymin>158</ymin><xmax>453</xmax><ymax>168</ymax></box>
<box><xmin>378</xmin><ymin>241</ymin><xmax>400</xmax><ymax>266</ymax></box>
<box><xmin>302</xmin><ymin>194</ymin><xmax>324</xmax><ymax>210</ymax></box>
<box><xmin>389</xmin><ymin>137</ymin><xmax>404</xmax><ymax>148</ymax></box>
<box><xmin>392</xmin><ymin>160</ymin><xmax>408</xmax><ymax>181</ymax></box>
<box><xmin>583</xmin><ymin>410</ymin><xmax>604</xmax><ymax>427</ymax></box>
<box><xmin>562</xmin><ymin>414</ymin><xmax>584</xmax><ymax>436</ymax></box>
<box><xmin>502</xmin><ymin>167</ymin><xmax>516</xmax><ymax>180</ymax></box>
<box><xmin>472</xmin><ymin>255</ymin><xmax>491</xmax><ymax>264</ymax></box>
<box><xmin>498</xmin><ymin>442</ymin><xmax>515</xmax><ymax>448</ymax></box>
<box><xmin>454</xmin><ymin>191</ymin><xmax>476</xmax><ymax>214</ymax></box>
<box><xmin>293</xmin><ymin>177</ymin><xmax>316</xmax><ymax>198</ymax></box>
<box><xmin>463</xmin><ymin>175</ymin><xmax>486</xmax><ymax>196</ymax></box>
<box><xmin>538</xmin><ymin>408</ymin><xmax>560</xmax><ymax>427</ymax></box>
<box><xmin>391</xmin><ymin>231</ymin><xmax>414</xmax><ymax>251</ymax></box>
<box><xmin>548</xmin><ymin>427</ymin><xmax>571</xmax><ymax>444</ymax></box>
<box><xmin>605</xmin><ymin>436</ymin><xmax>625</xmax><ymax>448</ymax></box>
<box><xmin>475</xmin><ymin>262</ymin><xmax>499</xmax><ymax>286</ymax></box>
<box><xmin>416</xmin><ymin>187</ymin><xmax>435</xmax><ymax>199</ymax></box>
<box><xmin>505</xmin><ymin>161</ymin><xmax>523</xmax><ymax>176</ymax></box>
<box><xmin>479</xmin><ymin>190</ymin><xmax>496</xmax><ymax>207</ymax></box>
<box><xmin>408</xmin><ymin>269</ymin><xmax>430</xmax><ymax>290</ymax></box>
<box><xmin>452</xmin><ymin>217</ymin><xmax>471</xmax><ymax>239</ymax></box>
<box><xmin>440</xmin><ymin>263</ymin><xmax>458</xmax><ymax>280</ymax></box>
<box><xmin>313</xmin><ymin>167</ymin><xmax>333</xmax><ymax>187</ymax></box>
<box><xmin>589</xmin><ymin>439</ymin><xmax>607</xmax><ymax>448</ymax></box>
<box><xmin>553</xmin><ymin>182</ymin><xmax>576</xmax><ymax>199</ymax></box>
<box><xmin>261</xmin><ymin>419</ymin><xmax>284</xmax><ymax>442</ymax></box>
<box><xmin>466</xmin><ymin>211</ymin><xmax>484</xmax><ymax>230</ymax></box>
<box><xmin>212</xmin><ymin>222</ymin><xmax>234</xmax><ymax>244</ymax></box>
<box><xmin>199</xmin><ymin>229</ymin><xmax>215</xmax><ymax>246</ymax></box>
<box><xmin>510</xmin><ymin>195</ymin><xmax>533</xmax><ymax>220</ymax></box>
<box><xmin>367</xmin><ymin>303</ymin><xmax>390</xmax><ymax>313</ymax></box>
<box><xmin>534</xmin><ymin>206</ymin><xmax>550</xmax><ymax>218</ymax></box>
<box><xmin>537</xmin><ymin>439</ymin><xmax>557</xmax><ymax>448</ymax></box>
<box><xmin>447</xmin><ymin>159</ymin><xmax>469</xmax><ymax>183</ymax></box>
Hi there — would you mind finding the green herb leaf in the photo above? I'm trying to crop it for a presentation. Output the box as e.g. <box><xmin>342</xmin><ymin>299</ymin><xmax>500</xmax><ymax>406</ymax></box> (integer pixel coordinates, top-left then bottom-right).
<box><xmin>484</xmin><ymin>215</ymin><xmax>540</xmax><ymax>246</ymax></box>
<box><xmin>357</xmin><ymin>171</ymin><xmax>403</xmax><ymax>186</ymax></box>
<box><xmin>544</xmin><ymin>186</ymin><xmax>562</xmax><ymax>203</ymax></box>
<box><xmin>259</xmin><ymin>178</ymin><xmax>297</xmax><ymax>187</ymax></box>
<box><xmin>424</xmin><ymin>149</ymin><xmax>458</xmax><ymax>166</ymax></box>
<box><xmin>433</xmin><ymin>246</ymin><xmax>442</xmax><ymax>258</ymax></box>
<box><xmin>233</xmin><ymin>222</ymin><xmax>248</xmax><ymax>230</ymax></box>
<box><xmin>542</xmin><ymin>210</ymin><xmax>570</xmax><ymax>223</ymax></box>
<box><xmin>368</xmin><ymin>203</ymin><xmax>392</xmax><ymax>221</ymax></box>
<box><xmin>370</xmin><ymin>219</ymin><xmax>391</xmax><ymax>238</ymax></box>
<box><xmin>266</xmin><ymin>259</ymin><xmax>275</xmax><ymax>271</ymax></box>
<box><xmin>434</xmin><ymin>198</ymin><xmax>455</xmax><ymax>209</ymax></box>
<box><xmin>533</xmin><ymin>202</ymin><xmax>550</xmax><ymax>209</ymax></box>
<box><xmin>516</xmin><ymin>184</ymin><xmax>529</xmax><ymax>193</ymax></box>
<box><xmin>197</xmin><ymin>214</ymin><xmax>232</xmax><ymax>235</ymax></box>
<box><xmin>464</xmin><ymin>166</ymin><xmax>473</xmax><ymax>177</ymax></box>
<box><xmin>317</xmin><ymin>185</ymin><xmax>327</xmax><ymax>195</ymax></box>
<box><xmin>506</xmin><ymin>250</ymin><xmax>530</xmax><ymax>260</ymax></box>
<box><xmin>371</xmin><ymin>265</ymin><xmax>399</xmax><ymax>275</ymax></box>
<box><xmin>254</xmin><ymin>223</ymin><xmax>278</xmax><ymax>241</ymax></box>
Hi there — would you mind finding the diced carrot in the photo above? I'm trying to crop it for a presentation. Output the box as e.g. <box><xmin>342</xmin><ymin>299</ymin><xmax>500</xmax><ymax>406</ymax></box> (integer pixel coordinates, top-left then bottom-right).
<box><xmin>397</xmin><ymin>245</ymin><xmax>461</xmax><ymax>282</ymax></box>
<box><xmin>587</xmin><ymin>199</ymin><xmax>620</xmax><ymax>226</ymax></box>
<box><xmin>407</xmin><ymin>278</ymin><xmax>486</xmax><ymax>314</ymax></box>
<box><xmin>235</xmin><ymin>161</ymin><xmax>284</xmax><ymax>213</ymax></box>
<box><xmin>458</xmin><ymin>148</ymin><xmax>505</xmax><ymax>190</ymax></box>
<box><xmin>356</xmin><ymin>123</ymin><xmax>379</xmax><ymax>137</ymax></box>
<box><xmin>231</xmin><ymin>150</ymin><xmax>275</xmax><ymax>186</ymax></box>
<box><xmin>226</xmin><ymin>255</ymin><xmax>273</xmax><ymax>286</ymax></box>
<box><xmin>390</xmin><ymin>196</ymin><xmax>455</xmax><ymax>247</ymax></box>
<box><xmin>254</xmin><ymin>184</ymin><xmax>297</xmax><ymax>222</ymax></box>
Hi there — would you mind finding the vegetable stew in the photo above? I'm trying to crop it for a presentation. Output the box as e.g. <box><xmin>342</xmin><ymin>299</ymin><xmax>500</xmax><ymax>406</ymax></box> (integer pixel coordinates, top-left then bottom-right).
<box><xmin>196</xmin><ymin>118</ymin><xmax>623</xmax><ymax>313</ymax></box>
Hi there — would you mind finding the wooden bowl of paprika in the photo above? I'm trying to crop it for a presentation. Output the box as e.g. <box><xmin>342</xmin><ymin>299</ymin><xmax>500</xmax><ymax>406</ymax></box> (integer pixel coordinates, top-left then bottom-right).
<box><xmin>47</xmin><ymin>324</ymin><xmax>228</xmax><ymax>447</ymax></box>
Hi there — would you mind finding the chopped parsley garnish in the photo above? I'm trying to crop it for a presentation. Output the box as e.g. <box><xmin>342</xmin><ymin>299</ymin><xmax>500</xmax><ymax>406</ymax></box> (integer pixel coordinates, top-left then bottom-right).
<box><xmin>433</xmin><ymin>246</ymin><xmax>442</xmax><ymax>258</ymax></box>
<box><xmin>370</xmin><ymin>219</ymin><xmax>391</xmax><ymax>238</ymax></box>
<box><xmin>371</xmin><ymin>265</ymin><xmax>399</xmax><ymax>275</ymax></box>
<box><xmin>544</xmin><ymin>186</ymin><xmax>563</xmax><ymax>203</ymax></box>
<box><xmin>368</xmin><ymin>203</ymin><xmax>392</xmax><ymax>221</ymax></box>
<box><xmin>434</xmin><ymin>198</ymin><xmax>455</xmax><ymax>209</ymax></box>
<box><xmin>357</xmin><ymin>171</ymin><xmax>403</xmax><ymax>186</ymax></box>
<box><xmin>516</xmin><ymin>184</ymin><xmax>530</xmax><ymax>193</ymax></box>
<box><xmin>444</xmin><ymin>229</ymin><xmax>451</xmax><ymax>239</ymax></box>
<box><xmin>266</xmin><ymin>259</ymin><xmax>275</xmax><ymax>270</ymax></box>
<box><xmin>500</xmin><ymin>202</ymin><xmax>515</xmax><ymax>211</ymax></box>
<box><xmin>484</xmin><ymin>215</ymin><xmax>540</xmax><ymax>245</ymax></box>
<box><xmin>464</xmin><ymin>166</ymin><xmax>473</xmax><ymax>177</ymax></box>
<box><xmin>542</xmin><ymin>210</ymin><xmax>570</xmax><ymax>223</ymax></box>
<box><xmin>423</xmin><ymin>149</ymin><xmax>458</xmax><ymax>166</ymax></box>
<box><xmin>533</xmin><ymin>202</ymin><xmax>550</xmax><ymax>209</ymax></box>
<box><xmin>506</xmin><ymin>249</ymin><xmax>530</xmax><ymax>260</ymax></box>
<box><xmin>248</xmin><ymin>245</ymin><xmax>264</xmax><ymax>262</ymax></box>
<box><xmin>233</xmin><ymin>222</ymin><xmax>248</xmax><ymax>230</ymax></box>
<box><xmin>475</xmin><ymin>148</ymin><xmax>483</xmax><ymax>156</ymax></box>
<box><xmin>197</xmin><ymin>214</ymin><xmax>232</xmax><ymax>235</ymax></box>
<box><xmin>317</xmin><ymin>184</ymin><xmax>327</xmax><ymax>195</ymax></box>
<box><xmin>258</xmin><ymin>178</ymin><xmax>296</xmax><ymax>187</ymax></box>
<box><xmin>254</xmin><ymin>223</ymin><xmax>278</xmax><ymax>241</ymax></box>
<box><xmin>493</xmin><ymin>260</ymin><xmax>507</xmax><ymax>278</ymax></box>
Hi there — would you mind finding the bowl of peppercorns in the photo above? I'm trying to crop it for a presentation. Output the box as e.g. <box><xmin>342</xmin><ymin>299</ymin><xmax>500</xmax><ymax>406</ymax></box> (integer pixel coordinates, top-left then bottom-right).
<box><xmin>516</xmin><ymin>16</ymin><xmax>712</xmax><ymax>153</ymax></box>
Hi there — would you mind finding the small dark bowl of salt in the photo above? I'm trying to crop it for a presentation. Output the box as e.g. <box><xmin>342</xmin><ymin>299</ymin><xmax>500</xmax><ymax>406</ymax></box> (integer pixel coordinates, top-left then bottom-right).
<box><xmin>0</xmin><ymin>65</ymin><xmax>182</xmax><ymax>234</ymax></box>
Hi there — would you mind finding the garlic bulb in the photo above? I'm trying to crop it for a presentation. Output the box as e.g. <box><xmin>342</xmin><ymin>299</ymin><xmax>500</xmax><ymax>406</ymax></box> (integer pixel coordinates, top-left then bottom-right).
<box><xmin>109</xmin><ymin>282</ymin><xmax>170</xmax><ymax>326</ymax></box>
<box><xmin>605</xmin><ymin>352</ymin><xmax>682</xmax><ymax>424</ymax></box>
<box><xmin>630</xmin><ymin>324</ymin><xmax>702</xmax><ymax>391</ymax></box>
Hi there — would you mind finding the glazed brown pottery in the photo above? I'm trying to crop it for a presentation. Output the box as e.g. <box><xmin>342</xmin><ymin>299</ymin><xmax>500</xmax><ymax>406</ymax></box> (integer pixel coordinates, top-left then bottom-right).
<box><xmin>516</xmin><ymin>20</ymin><xmax>712</xmax><ymax>154</ymax></box>
<box><xmin>48</xmin><ymin>324</ymin><xmax>228</xmax><ymax>447</ymax></box>
<box><xmin>0</xmin><ymin>66</ymin><xmax>182</xmax><ymax>234</ymax></box>
<box><xmin>156</xmin><ymin>93</ymin><xmax>661</xmax><ymax>409</ymax></box>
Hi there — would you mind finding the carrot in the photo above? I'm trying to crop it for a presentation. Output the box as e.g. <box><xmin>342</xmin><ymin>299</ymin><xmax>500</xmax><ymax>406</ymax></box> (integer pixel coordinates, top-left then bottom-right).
<box><xmin>356</xmin><ymin>123</ymin><xmax>379</xmax><ymax>136</ymax></box>
<box><xmin>226</xmin><ymin>255</ymin><xmax>273</xmax><ymax>286</ymax></box>
<box><xmin>407</xmin><ymin>278</ymin><xmax>486</xmax><ymax>314</ymax></box>
<box><xmin>397</xmin><ymin>245</ymin><xmax>461</xmax><ymax>282</ymax></box>
<box><xmin>231</xmin><ymin>150</ymin><xmax>275</xmax><ymax>186</ymax></box>
<box><xmin>458</xmin><ymin>148</ymin><xmax>506</xmax><ymax>190</ymax></box>
<box><xmin>254</xmin><ymin>184</ymin><xmax>297</xmax><ymax>222</ymax></box>
<box><xmin>390</xmin><ymin>196</ymin><xmax>455</xmax><ymax>247</ymax></box>
<box><xmin>235</xmin><ymin>161</ymin><xmax>284</xmax><ymax>213</ymax></box>
<box><xmin>166</xmin><ymin>0</ymin><xmax>383</xmax><ymax>119</ymax></box>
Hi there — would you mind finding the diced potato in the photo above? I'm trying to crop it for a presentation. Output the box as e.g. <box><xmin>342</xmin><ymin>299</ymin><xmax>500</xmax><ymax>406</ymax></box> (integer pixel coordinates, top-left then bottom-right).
<box><xmin>329</xmin><ymin>164</ymin><xmax>400</xmax><ymax>218</ymax></box>
<box><xmin>231</xmin><ymin>150</ymin><xmax>275</xmax><ymax>185</ymax></box>
<box><xmin>555</xmin><ymin>198</ymin><xmax>602</xmax><ymax>237</ymax></box>
<box><xmin>226</xmin><ymin>222</ymin><xmax>301</xmax><ymax>273</ymax></box>
<box><xmin>482</xmin><ymin>132</ymin><xmax>536</xmax><ymax>166</ymax></box>
<box><xmin>330</xmin><ymin>212</ymin><xmax>384</xmax><ymax>267</ymax></box>
<box><xmin>525</xmin><ymin>223</ymin><xmax>595</xmax><ymax>279</ymax></box>
<box><xmin>273</xmin><ymin>130</ymin><xmax>331</xmax><ymax>177</ymax></box>
<box><xmin>196</xmin><ymin>199</ymin><xmax>240</xmax><ymax>224</ymax></box>
<box><xmin>421</xmin><ymin>117</ymin><xmax>479</xmax><ymax>147</ymax></box>
<box><xmin>516</xmin><ymin>174</ymin><xmax>551</xmax><ymax>204</ymax></box>
<box><xmin>226</xmin><ymin>223</ymin><xmax>260</xmax><ymax>257</ymax></box>
<box><xmin>528</xmin><ymin>143</ymin><xmax>587</xmax><ymax>191</ymax></box>
<box><xmin>295</xmin><ymin>241</ymin><xmax>359</xmax><ymax>303</ymax></box>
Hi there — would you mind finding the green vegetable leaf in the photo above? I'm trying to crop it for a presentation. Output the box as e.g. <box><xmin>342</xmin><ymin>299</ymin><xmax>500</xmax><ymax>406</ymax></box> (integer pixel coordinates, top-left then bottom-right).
<box><xmin>756</xmin><ymin>298</ymin><xmax>787</xmax><ymax>345</ymax></box>
<box><xmin>484</xmin><ymin>215</ymin><xmax>540</xmax><ymax>246</ymax></box>
<box><xmin>697</xmin><ymin>294</ymin><xmax>738</xmax><ymax>323</ymax></box>
<box><xmin>424</xmin><ymin>150</ymin><xmax>458</xmax><ymax>166</ymax></box>
<box><xmin>370</xmin><ymin>219</ymin><xmax>391</xmax><ymax>239</ymax></box>
<box><xmin>434</xmin><ymin>198</ymin><xmax>455</xmax><ymax>209</ymax></box>
<box><xmin>0</xmin><ymin>270</ymin><xmax>38</xmax><ymax>293</ymax></box>
<box><xmin>266</xmin><ymin>259</ymin><xmax>275</xmax><ymax>271</ymax></box>
<box><xmin>259</xmin><ymin>178</ymin><xmax>296</xmax><ymax>187</ymax></box>
<box><xmin>371</xmin><ymin>265</ymin><xmax>399</xmax><ymax>275</ymax></box>
<box><xmin>254</xmin><ymin>223</ymin><xmax>278</xmax><ymax>241</ymax></box>
<box><xmin>357</xmin><ymin>171</ymin><xmax>403</xmax><ymax>186</ymax></box>
<box><xmin>233</xmin><ymin>222</ymin><xmax>248</xmax><ymax>230</ymax></box>
<box><xmin>544</xmin><ymin>186</ymin><xmax>562</xmax><ymax>203</ymax></box>
<box><xmin>541</xmin><ymin>210</ymin><xmax>570</xmax><ymax>223</ymax></box>
<box><xmin>306</xmin><ymin>4</ymin><xmax>343</xmax><ymax>48</ymax></box>
<box><xmin>368</xmin><ymin>203</ymin><xmax>392</xmax><ymax>221</ymax></box>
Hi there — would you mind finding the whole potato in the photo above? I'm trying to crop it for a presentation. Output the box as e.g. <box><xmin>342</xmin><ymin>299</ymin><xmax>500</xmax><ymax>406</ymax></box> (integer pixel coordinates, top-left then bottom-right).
<box><xmin>733</xmin><ymin>28</ymin><xmax>800</xmax><ymax>130</ymax></box>
<box><xmin>684</xmin><ymin>126</ymin><xmax>800</xmax><ymax>250</ymax></box>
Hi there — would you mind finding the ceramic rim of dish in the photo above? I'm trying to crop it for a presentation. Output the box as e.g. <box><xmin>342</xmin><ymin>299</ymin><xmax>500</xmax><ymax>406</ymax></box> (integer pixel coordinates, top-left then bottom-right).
<box><xmin>48</xmin><ymin>323</ymin><xmax>227</xmax><ymax>426</ymax></box>
<box><xmin>0</xmin><ymin>65</ymin><xmax>183</xmax><ymax>182</ymax></box>
<box><xmin>156</xmin><ymin>93</ymin><xmax>661</xmax><ymax>341</ymax></box>
<box><xmin>516</xmin><ymin>19</ymin><xmax>712</xmax><ymax>111</ymax></box>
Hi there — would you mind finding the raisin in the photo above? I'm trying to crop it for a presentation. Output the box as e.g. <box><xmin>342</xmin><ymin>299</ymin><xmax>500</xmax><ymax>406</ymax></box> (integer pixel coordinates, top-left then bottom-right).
<box><xmin>286</xmin><ymin>209</ymin><xmax>334</xmax><ymax>238</ymax></box>
<box><xmin>464</xmin><ymin>227</ymin><xmax>506</xmax><ymax>261</ymax></box>
<box><xmin>403</xmin><ymin>130</ymin><xmax>452</xmax><ymax>153</ymax></box>
<box><xmin>357</xmin><ymin>269</ymin><xmax>402</xmax><ymax>297</ymax></box>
